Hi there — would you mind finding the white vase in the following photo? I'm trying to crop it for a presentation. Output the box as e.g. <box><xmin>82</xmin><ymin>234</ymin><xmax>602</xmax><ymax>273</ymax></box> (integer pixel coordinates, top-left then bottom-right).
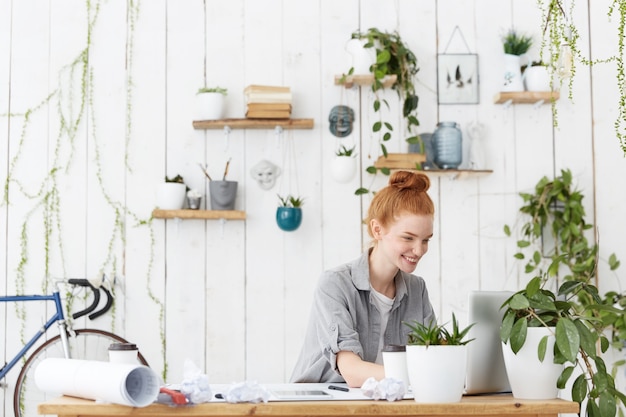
<box><xmin>502</xmin><ymin>54</ymin><xmax>525</xmax><ymax>92</ymax></box>
<box><xmin>502</xmin><ymin>327</ymin><xmax>563</xmax><ymax>400</ymax></box>
<box><xmin>156</xmin><ymin>183</ymin><xmax>186</xmax><ymax>210</ymax></box>
<box><xmin>195</xmin><ymin>92</ymin><xmax>225</xmax><ymax>120</ymax></box>
<box><xmin>330</xmin><ymin>156</ymin><xmax>357</xmax><ymax>183</ymax></box>
<box><xmin>406</xmin><ymin>345</ymin><xmax>467</xmax><ymax>403</ymax></box>
<box><xmin>523</xmin><ymin>66</ymin><xmax>552</xmax><ymax>92</ymax></box>
<box><xmin>345</xmin><ymin>38</ymin><xmax>375</xmax><ymax>74</ymax></box>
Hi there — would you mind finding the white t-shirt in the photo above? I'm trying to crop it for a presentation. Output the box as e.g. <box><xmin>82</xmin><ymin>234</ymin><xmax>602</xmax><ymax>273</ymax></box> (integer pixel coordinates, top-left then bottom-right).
<box><xmin>370</xmin><ymin>287</ymin><xmax>395</xmax><ymax>364</ymax></box>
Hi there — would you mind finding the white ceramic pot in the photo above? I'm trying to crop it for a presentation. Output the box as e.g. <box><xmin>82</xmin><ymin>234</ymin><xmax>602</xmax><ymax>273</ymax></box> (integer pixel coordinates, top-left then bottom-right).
<box><xmin>330</xmin><ymin>156</ymin><xmax>357</xmax><ymax>183</ymax></box>
<box><xmin>156</xmin><ymin>183</ymin><xmax>186</xmax><ymax>210</ymax></box>
<box><xmin>345</xmin><ymin>38</ymin><xmax>375</xmax><ymax>74</ymax></box>
<box><xmin>406</xmin><ymin>345</ymin><xmax>467</xmax><ymax>403</ymax></box>
<box><xmin>502</xmin><ymin>327</ymin><xmax>563</xmax><ymax>399</ymax></box>
<box><xmin>523</xmin><ymin>66</ymin><xmax>552</xmax><ymax>92</ymax></box>
<box><xmin>502</xmin><ymin>53</ymin><xmax>525</xmax><ymax>92</ymax></box>
<box><xmin>195</xmin><ymin>92</ymin><xmax>225</xmax><ymax>120</ymax></box>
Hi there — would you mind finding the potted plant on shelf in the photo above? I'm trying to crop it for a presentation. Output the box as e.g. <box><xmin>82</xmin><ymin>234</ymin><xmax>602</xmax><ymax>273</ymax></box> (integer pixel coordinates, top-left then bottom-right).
<box><xmin>195</xmin><ymin>86</ymin><xmax>228</xmax><ymax>120</ymax></box>
<box><xmin>501</xmin><ymin>29</ymin><xmax>533</xmax><ymax>92</ymax></box>
<box><xmin>404</xmin><ymin>314</ymin><xmax>474</xmax><ymax>403</ymax></box>
<box><xmin>330</xmin><ymin>145</ymin><xmax>357</xmax><ymax>184</ymax></box>
<box><xmin>523</xmin><ymin>60</ymin><xmax>552</xmax><ymax>92</ymax></box>
<box><xmin>344</xmin><ymin>28</ymin><xmax>420</xmax><ymax>196</ymax></box>
<box><xmin>276</xmin><ymin>194</ymin><xmax>304</xmax><ymax>232</ymax></box>
<box><xmin>501</xmin><ymin>169</ymin><xmax>624</xmax><ymax>416</ymax></box>
<box><xmin>156</xmin><ymin>174</ymin><xmax>187</xmax><ymax>210</ymax></box>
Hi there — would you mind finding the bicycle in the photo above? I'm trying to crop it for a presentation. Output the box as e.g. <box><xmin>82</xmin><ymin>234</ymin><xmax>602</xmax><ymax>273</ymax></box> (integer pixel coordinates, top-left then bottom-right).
<box><xmin>0</xmin><ymin>278</ymin><xmax>149</xmax><ymax>417</ymax></box>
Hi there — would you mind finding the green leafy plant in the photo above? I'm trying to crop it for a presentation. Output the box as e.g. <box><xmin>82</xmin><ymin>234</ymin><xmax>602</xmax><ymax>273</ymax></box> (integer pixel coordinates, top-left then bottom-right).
<box><xmin>277</xmin><ymin>194</ymin><xmax>304</xmax><ymax>208</ymax></box>
<box><xmin>502</xmin><ymin>168</ymin><xmax>624</xmax><ymax>417</ymax></box>
<box><xmin>502</xmin><ymin>29</ymin><xmax>533</xmax><ymax>55</ymax></box>
<box><xmin>335</xmin><ymin>145</ymin><xmax>356</xmax><ymax>157</ymax></box>
<box><xmin>196</xmin><ymin>86</ymin><xmax>228</xmax><ymax>95</ymax></box>
<box><xmin>405</xmin><ymin>313</ymin><xmax>475</xmax><ymax>347</ymax></box>
<box><xmin>165</xmin><ymin>174</ymin><xmax>184</xmax><ymax>184</ymax></box>
<box><xmin>345</xmin><ymin>28</ymin><xmax>420</xmax><ymax>196</ymax></box>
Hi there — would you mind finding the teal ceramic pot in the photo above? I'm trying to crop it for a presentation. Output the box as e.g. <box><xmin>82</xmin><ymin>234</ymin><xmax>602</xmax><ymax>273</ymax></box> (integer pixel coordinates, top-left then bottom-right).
<box><xmin>276</xmin><ymin>207</ymin><xmax>302</xmax><ymax>231</ymax></box>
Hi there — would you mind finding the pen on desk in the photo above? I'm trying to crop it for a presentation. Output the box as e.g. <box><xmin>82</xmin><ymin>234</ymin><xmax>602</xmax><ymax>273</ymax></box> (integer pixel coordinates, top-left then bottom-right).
<box><xmin>328</xmin><ymin>385</ymin><xmax>349</xmax><ymax>392</ymax></box>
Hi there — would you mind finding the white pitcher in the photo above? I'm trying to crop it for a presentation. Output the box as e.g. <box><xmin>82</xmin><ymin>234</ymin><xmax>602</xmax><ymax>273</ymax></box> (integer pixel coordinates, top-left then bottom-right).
<box><xmin>502</xmin><ymin>53</ymin><xmax>526</xmax><ymax>92</ymax></box>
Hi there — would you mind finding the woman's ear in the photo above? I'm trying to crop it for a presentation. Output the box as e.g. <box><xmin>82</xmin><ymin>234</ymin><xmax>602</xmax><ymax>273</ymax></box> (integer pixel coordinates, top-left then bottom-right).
<box><xmin>370</xmin><ymin>219</ymin><xmax>383</xmax><ymax>239</ymax></box>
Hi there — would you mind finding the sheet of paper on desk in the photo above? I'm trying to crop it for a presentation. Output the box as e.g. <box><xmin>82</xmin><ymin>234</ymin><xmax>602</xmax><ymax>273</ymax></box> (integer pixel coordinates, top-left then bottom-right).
<box><xmin>209</xmin><ymin>383</ymin><xmax>401</xmax><ymax>402</ymax></box>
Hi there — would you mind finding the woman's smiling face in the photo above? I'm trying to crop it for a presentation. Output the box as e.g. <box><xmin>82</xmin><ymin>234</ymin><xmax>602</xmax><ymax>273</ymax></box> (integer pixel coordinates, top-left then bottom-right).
<box><xmin>373</xmin><ymin>213</ymin><xmax>434</xmax><ymax>273</ymax></box>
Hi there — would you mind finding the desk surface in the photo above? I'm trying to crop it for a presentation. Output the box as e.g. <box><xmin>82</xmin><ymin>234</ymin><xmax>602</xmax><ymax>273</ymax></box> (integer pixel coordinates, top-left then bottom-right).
<box><xmin>39</xmin><ymin>394</ymin><xmax>579</xmax><ymax>417</ymax></box>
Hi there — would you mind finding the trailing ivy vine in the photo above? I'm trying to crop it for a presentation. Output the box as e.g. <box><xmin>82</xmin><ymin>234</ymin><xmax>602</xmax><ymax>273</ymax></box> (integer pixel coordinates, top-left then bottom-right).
<box><xmin>2</xmin><ymin>0</ymin><xmax>167</xmax><ymax>380</ymax></box>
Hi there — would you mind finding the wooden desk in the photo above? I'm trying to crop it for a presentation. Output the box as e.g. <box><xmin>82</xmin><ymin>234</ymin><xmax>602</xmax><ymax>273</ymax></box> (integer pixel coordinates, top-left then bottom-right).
<box><xmin>39</xmin><ymin>394</ymin><xmax>578</xmax><ymax>417</ymax></box>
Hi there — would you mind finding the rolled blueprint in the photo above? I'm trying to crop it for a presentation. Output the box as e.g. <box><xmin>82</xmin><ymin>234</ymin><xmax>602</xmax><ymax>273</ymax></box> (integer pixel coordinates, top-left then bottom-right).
<box><xmin>35</xmin><ymin>358</ymin><xmax>159</xmax><ymax>407</ymax></box>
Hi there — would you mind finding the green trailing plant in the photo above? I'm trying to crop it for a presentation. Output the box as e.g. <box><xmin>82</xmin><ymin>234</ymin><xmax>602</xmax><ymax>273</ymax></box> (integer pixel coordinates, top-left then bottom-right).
<box><xmin>197</xmin><ymin>86</ymin><xmax>228</xmax><ymax>95</ymax></box>
<box><xmin>277</xmin><ymin>194</ymin><xmax>304</xmax><ymax>208</ymax></box>
<box><xmin>335</xmin><ymin>145</ymin><xmax>356</xmax><ymax>157</ymax></box>
<box><xmin>344</xmin><ymin>28</ymin><xmax>420</xmax><ymax>196</ymax></box>
<box><xmin>502</xmin><ymin>29</ymin><xmax>533</xmax><ymax>55</ymax></box>
<box><xmin>405</xmin><ymin>313</ymin><xmax>475</xmax><ymax>346</ymax></box>
<box><xmin>502</xmin><ymin>169</ymin><xmax>624</xmax><ymax>417</ymax></box>
<box><xmin>2</xmin><ymin>0</ymin><xmax>168</xmax><ymax>383</ymax></box>
<box><xmin>536</xmin><ymin>0</ymin><xmax>626</xmax><ymax>153</ymax></box>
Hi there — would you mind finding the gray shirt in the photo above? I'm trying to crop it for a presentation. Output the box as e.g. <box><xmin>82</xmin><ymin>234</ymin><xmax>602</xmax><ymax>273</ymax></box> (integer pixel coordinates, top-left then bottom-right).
<box><xmin>290</xmin><ymin>251</ymin><xmax>435</xmax><ymax>383</ymax></box>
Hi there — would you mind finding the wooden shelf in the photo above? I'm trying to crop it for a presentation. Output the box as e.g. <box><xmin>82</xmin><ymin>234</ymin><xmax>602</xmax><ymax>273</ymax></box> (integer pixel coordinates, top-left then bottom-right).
<box><xmin>152</xmin><ymin>209</ymin><xmax>246</xmax><ymax>220</ymax></box>
<box><xmin>374</xmin><ymin>153</ymin><xmax>427</xmax><ymax>169</ymax></box>
<box><xmin>372</xmin><ymin>160</ymin><xmax>493</xmax><ymax>180</ymax></box>
<box><xmin>192</xmin><ymin>118</ymin><xmax>314</xmax><ymax>130</ymax></box>
<box><xmin>493</xmin><ymin>91</ymin><xmax>560</xmax><ymax>105</ymax></box>
<box><xmin>334</xmin><ymin>74</ymin><xmax>397</xmax><ymax>88</ymax></box>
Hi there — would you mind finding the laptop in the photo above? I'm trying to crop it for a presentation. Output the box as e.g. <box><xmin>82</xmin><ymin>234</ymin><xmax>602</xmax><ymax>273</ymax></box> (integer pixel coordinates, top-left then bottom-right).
<box><xmin>464</xmin><ymin>290</ymin><xmax>513</xmax><ymax>395</ymax></box>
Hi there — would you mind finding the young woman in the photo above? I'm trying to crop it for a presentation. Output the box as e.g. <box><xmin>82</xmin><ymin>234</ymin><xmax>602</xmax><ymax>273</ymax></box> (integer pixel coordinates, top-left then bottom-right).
<box><xmin>290</xmin><ymin>170</ymin><xmax>436</xmax><ymax>387</ymax></box>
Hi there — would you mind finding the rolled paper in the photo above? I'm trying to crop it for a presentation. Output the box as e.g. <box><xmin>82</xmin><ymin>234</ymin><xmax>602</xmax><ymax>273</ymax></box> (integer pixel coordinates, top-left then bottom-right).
<box><xmin>35</xmin><ymin>358</ymin><xmax>159</xmax><ymax>407</ymax></box>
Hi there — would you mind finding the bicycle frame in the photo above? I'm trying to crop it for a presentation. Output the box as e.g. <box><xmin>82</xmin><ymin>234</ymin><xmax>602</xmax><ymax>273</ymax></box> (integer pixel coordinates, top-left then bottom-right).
<box><xmin>0</xmin><ymin>282</ymin><xmax>71</xmax><ymax>382</ymax></box>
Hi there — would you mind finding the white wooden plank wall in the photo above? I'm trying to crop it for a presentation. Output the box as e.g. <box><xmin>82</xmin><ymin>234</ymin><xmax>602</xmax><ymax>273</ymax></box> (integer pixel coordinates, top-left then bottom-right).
<box><xmin>1</xmin><ymin>0</ymin><xmax>626</xmax><ymax>416</ymax></box>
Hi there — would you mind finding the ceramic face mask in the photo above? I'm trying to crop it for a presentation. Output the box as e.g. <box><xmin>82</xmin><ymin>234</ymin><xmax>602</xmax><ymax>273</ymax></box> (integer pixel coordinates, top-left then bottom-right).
<box><xmin>328</xmin><ymin>105</ymin><xmax>355</xmax><ymax>138</ymax></box>
<box><xmin>250</xmin><ymin>159</ymin><xmax>282</xmax><ymax>190</ymax></box>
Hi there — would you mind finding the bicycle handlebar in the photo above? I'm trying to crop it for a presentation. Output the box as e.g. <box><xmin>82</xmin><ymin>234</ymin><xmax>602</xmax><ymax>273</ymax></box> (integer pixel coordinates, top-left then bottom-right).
<box><xmin>68</xmin><ymin>278</ymin><xmax>113</xmax><ymax>320</ymax></box>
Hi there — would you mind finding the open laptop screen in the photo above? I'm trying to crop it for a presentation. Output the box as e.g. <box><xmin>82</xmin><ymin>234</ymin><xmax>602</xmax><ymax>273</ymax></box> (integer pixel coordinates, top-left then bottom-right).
<box><xmin>464</xmin><ymin>290</ymin><xmax>513</xmax><ymax>395</ymax></box>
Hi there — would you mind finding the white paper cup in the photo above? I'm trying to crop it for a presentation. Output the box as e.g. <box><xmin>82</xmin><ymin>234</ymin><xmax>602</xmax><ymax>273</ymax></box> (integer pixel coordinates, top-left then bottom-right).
<box><xmin>382</xmin><ymin>345</ymin><xmax>410</xmax><ymax>389</ymax></box>
<box><xmin>108</xmin><ymin>343</ymin><xmax>139</xmax><ymax>364</ymax></box>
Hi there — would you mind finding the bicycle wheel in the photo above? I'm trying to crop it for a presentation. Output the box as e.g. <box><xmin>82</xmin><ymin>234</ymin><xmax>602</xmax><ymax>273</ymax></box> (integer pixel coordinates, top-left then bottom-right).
<box><xmin>13</xmin><ymin>328</ymin><xmax>149</xmax><ymax>417</ymax></box>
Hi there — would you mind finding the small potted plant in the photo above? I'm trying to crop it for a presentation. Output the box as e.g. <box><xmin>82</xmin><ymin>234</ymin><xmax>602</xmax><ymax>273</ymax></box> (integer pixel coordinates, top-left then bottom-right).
<box><xmin>195</xmin><ymin>86</ymin><xmax>228</xmax><ymax>120</ymax></box>
<box><xmin>523</xmin><ymin>60</ymin><xmax>552</xmax><ymax>92</ymax></box>
<box><xmin>501</xmin><ymin>29</ymin><xmax>533</xmax><ymax>92</ymax></box>
<box><xmin>276</xmin><ymin>194</ymin><xmax>304</xmax><ymax>232</ymax></box>
<box><xmin>156</xmin><ymin>174</ymin><xmax>187</xmax><ymax>210</ymax></box>
<box><xmin>330</xmin><ymin>145</ymin><xmax>357</xmax><ymax>183</ymax></box>
<box><xmin>404</xmin><ymin>314</ymin><xmax>474</xmax><ymax>403</ymax></box>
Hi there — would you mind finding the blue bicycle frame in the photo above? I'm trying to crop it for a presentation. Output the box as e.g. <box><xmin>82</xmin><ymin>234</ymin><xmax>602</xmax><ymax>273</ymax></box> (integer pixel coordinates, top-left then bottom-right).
<box><xmin>0</xmin><ymin>286</ymin><xmax>70</xmax><ymax>382</ymax></box>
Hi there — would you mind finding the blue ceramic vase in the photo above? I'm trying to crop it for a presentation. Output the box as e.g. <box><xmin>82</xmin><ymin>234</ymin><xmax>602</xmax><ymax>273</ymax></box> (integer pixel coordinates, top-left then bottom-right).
<box><xmin>276</xmin><ymin>207</ymin><xmax>302</xmax><ymax>232</ymax></box>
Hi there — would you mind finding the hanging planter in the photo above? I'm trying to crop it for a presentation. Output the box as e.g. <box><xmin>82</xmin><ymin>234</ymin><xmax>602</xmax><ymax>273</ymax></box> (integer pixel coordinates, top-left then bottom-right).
<box><xmin>276</xmin><ymin>195</ymin><xmax>304</xmax><ymax>232</ymax></box>
<box><xmin>330</xmin><ymin>145</ymin><xmax>357</xmax><ymax>183</ymax></box>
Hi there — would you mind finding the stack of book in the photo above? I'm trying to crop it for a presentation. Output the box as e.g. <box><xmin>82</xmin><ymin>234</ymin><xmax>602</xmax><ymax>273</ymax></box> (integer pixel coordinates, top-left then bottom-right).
<box><xmin>244</xmin><ymin>85</ymin><xmax>292</xmax><ymax>119</ymax></box>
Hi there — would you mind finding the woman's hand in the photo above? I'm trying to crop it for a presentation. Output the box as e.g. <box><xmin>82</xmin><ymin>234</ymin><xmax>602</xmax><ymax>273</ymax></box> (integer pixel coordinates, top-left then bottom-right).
<box><xmin>336</xmin><ymin>351</ymin><xmax>385</xmax><ymax>387</ymax></box>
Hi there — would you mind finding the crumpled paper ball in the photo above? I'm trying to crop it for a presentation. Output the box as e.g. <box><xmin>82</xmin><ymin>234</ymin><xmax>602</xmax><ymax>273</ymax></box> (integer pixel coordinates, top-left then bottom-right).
<box><xmin>180</xmin><ymin>359</ymin><xmax>212</xmax><ymax>404</ymax></box>
<box><xmin>361</xmin><ymin>377</ymin><xmax>406</xmax><ymax>401</ymax></box>
<box><xmin>224</xmin><ymin>381</ymin><xmax>271</xmax><ymax>403</ymax></box>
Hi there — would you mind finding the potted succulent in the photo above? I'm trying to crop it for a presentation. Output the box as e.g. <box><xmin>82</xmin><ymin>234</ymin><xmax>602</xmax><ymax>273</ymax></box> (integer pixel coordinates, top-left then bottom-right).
<box><xmin>330</xmin><ymin>145</ymin><xmax>357</xmax><ymax>184</ymax></box>
<box><xmin>404</xmin><ymin>314</ymin><xmax>474</xmax><ymax>403</ymax></box>
<box><xmin>156</xmin><ymin>174</ymin><xmax>187</xmax><ymax>210</ymax></box>
<box><xmin>195</xmin><ymin>86</ymin><xmax>228</xmax><ymax>120</ymax></box>
<box><xmin>345</xmin><ymin>28</ymin><xmax>420</xmax><ymax>195</ymax></box>
<box><xmin>501</xmin><ymin>169</ymin><xmax>623</xmax><ymax>415</ymax></box>
<box><xmin>523</xmin><ymin>60</ymin><xmax>552</xmax><ymax>92</ymax></box>
<box><xmin>501</xmin><ymin>29</ymin><xmax>533</xmax><ymax>92</ymax></box>
<box><xmin>276</xmin><ymin>194</ymin><xmax>304</xmax><ymax>232</ymax></box>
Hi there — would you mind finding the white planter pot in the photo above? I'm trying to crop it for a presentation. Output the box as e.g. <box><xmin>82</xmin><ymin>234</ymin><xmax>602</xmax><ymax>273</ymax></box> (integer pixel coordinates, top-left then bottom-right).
<box><xmin>345</xmin><ymin>38</ymin><xmax>375</xmax><ymax>74</ymax></box>
<box><xmin>330</xmin><ymin>156</ymin><xmax>357</xmax><ymax>183</ymax></box>
<box><xmin>195</xmin><ymin>92</ymin><xmax>225</xmax><ymax>120</ymax></box>
<box><xmin>502</xmin><ymin>53</ymin><xmax>525</xmax><ymax>92</ymax></box>
<box><xmin>156</xmin><ymin>183</ymin><xmax>186</xmax><ymax>210</ymax></box>
<box><xmin>406</xmin><ymin>345</ymin><xmax>467</xmax><ymax>403</ymax></box>
<box><xmin>502</xmin><ymin>327</ymin><xmax>563</xmax><ymax>400</ymax></box>
<box><xmin>523</xmin><ymin>66</ymin><xmax>552</xmax><ymax>92</ymax></box>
